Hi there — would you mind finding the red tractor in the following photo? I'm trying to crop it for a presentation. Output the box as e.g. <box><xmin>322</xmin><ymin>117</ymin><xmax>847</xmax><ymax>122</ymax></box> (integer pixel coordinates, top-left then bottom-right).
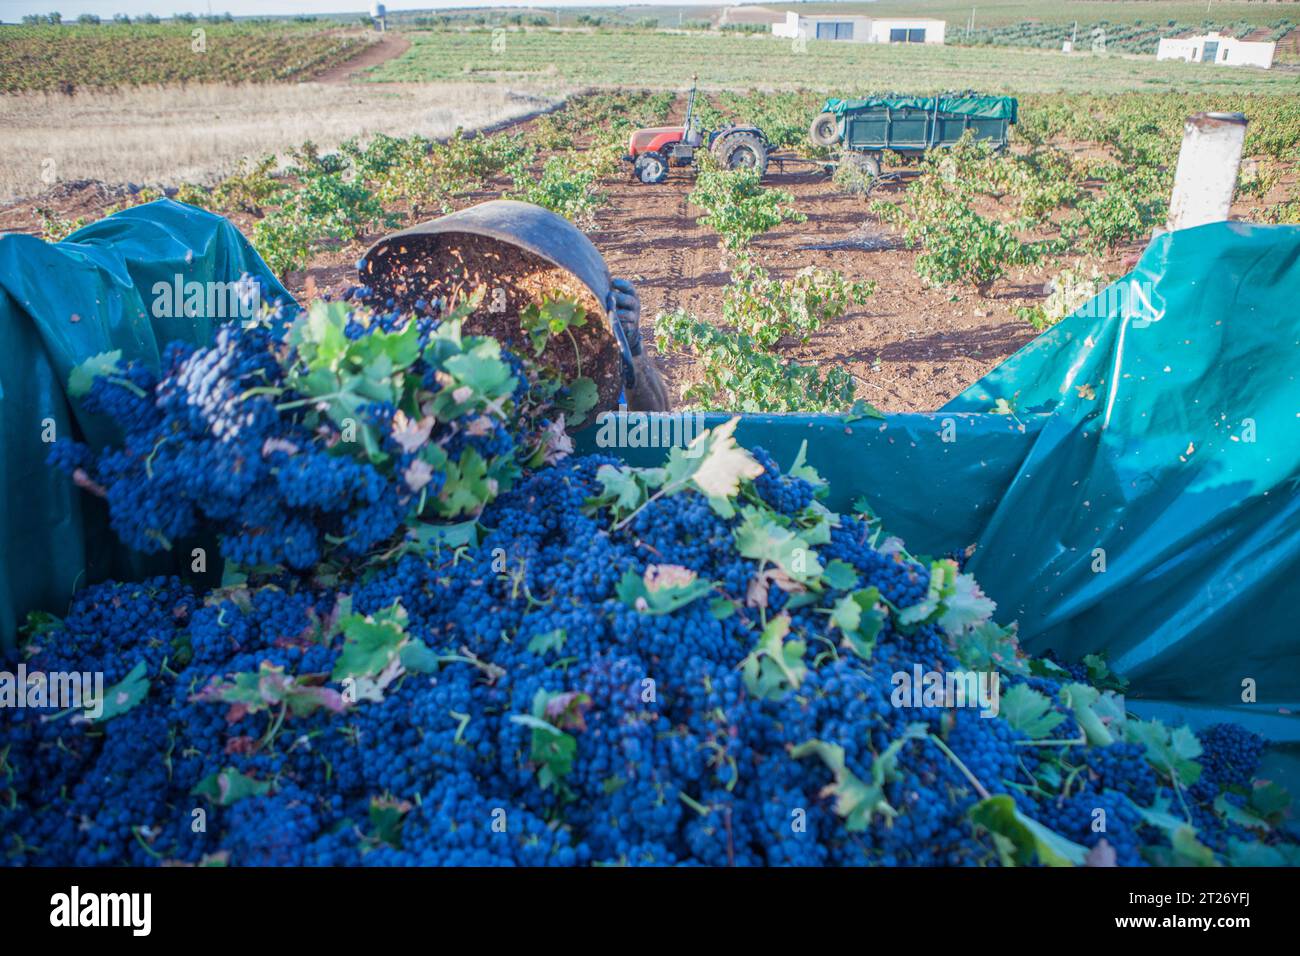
<box><xmin>624</xmin><ymin>81</ymin><xmax>771</xmax><ymax>185</ymax></box>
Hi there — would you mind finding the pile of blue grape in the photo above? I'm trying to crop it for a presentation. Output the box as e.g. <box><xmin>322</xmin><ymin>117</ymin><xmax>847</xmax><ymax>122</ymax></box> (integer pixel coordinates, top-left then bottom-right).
<box><xmin>2</xmin><ymin>299</ymin><xmax>1296</xmax><ymax>867</ymax></box>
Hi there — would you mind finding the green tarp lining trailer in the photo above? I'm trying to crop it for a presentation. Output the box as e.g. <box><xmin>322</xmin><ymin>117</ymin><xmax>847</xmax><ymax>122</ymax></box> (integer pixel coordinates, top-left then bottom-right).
<box><xmin>0</xmin><ymin>201</ymin><xmax>293</xmax><ymax>649</ymax></box>
<box><xmin>818</xmin><ymin>95</ymin><xmax>1018</xmax><ymax>153</ymax></box>
<box><xmin>1</xmin><ymin>201</ymin><xmax>1297</xmax><ymax>788</ymax></box>
<box><xmin>822</xmin><ymin>95</ymin><xmax>1020</xmax><ymax>124</ymax></box>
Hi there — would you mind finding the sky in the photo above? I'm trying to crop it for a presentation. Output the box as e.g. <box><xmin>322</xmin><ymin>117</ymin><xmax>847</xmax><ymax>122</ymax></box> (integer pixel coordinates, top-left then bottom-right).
<box><xmin>0</xmin><ymin>0</ymin><xmax>743</xmax><ymax>20</ymax></box>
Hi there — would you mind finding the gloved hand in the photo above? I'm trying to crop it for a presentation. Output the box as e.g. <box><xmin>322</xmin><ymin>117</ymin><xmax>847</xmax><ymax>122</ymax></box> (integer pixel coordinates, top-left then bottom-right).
<box><xmin>609</xmin><ymin>278</ymin><xmax>670</xmax><ymax>412</ymax></box>
<box><xmin>609</xmin><ymin>278</ymin><xmax>644</xmax><ymax>357</ymax></box>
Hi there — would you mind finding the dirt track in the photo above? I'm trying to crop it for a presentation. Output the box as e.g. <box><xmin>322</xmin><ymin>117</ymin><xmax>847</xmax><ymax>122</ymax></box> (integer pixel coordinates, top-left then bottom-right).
<box><xmin>314</xmin><ymin>33</ymin><xmax>412</xmax><ymax>83</ymax></box>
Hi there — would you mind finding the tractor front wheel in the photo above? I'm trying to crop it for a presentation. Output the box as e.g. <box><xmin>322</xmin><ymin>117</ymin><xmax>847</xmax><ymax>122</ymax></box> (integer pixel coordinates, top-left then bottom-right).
<box><xmin>716</xmin><ymin>132</ymin><xmax>769</xmax><ymax>179</ymax></box>
<box><xmin>809</xmin><ymin>112</ymin><xmax>841</xmax><ymax>147</ymax></box>
<box><xmin>634</xmin><ymin>151</ymin><xmax>668</xmax><ymax>185</ymax></box>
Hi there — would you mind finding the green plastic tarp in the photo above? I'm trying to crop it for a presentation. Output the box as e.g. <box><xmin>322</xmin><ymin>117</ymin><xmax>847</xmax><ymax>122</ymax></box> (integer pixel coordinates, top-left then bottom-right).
<box><xmin>943</xmin><ymin>220</ymin><xmax>1300</xmax><ymax>737</ymax></box>
<box><xmin>0</xmin><ymin>199</ymin><xmax>291</xmax><ymax>646</ymax></box>
<box><xmin>581</xmin><ymin>221</ymin><xmax>1300</xmax><ymax>747</ymax></box>
<box><xmin>1</xmin><ymin>204</ymin><xmax>1297</xmax><ymax>761</ymax></box>
<box><xmin>822</xmin><ymin>95</ymin><xmax>1018</xmax><ymax>123</ymax></box>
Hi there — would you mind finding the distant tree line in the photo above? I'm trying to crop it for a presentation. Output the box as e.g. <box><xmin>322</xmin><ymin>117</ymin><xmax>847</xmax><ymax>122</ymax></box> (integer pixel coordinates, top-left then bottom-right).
<box><xmin>17</xmin><ymin>11</ymin><xmax>235</xmax><ymax>26</ymax></box>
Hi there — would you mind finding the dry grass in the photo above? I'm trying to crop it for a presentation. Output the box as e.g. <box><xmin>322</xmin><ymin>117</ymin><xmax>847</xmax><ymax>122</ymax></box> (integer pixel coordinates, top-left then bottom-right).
<box><xmin>0</xmin><ymin>81</ymin><xmax>572</xmax><ymax>203</ymax></box>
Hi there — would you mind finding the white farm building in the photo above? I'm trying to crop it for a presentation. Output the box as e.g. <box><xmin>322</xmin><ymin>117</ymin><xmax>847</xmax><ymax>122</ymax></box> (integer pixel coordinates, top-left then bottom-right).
<box><xmin>771</xmin><ymin>12</ymin><xmax>946</xmax><ymax>45</ymax></box>
<box><xmin>1156</xmin><ymin>32</ymin><xmax>1275</xmax><ymax>69</ymax></box>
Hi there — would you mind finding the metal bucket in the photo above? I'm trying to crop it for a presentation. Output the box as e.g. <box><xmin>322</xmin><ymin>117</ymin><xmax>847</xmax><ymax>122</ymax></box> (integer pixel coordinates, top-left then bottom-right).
<box><xmin>358</xmin><ymin>200</ymin><xmax>636</xmax><ymax>380</ymax></box>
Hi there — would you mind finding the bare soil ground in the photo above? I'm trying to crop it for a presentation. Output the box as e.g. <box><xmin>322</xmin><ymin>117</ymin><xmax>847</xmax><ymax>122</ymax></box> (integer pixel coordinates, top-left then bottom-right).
<box><xmin>593</xmin><ymin>164</ymin><xmax>1054</xmax><ymax>412</ymax></box>
<box><xmin>2</xmin><ymin>97</ymin><xmax>1291</xmax><ymax>413</ymax></box>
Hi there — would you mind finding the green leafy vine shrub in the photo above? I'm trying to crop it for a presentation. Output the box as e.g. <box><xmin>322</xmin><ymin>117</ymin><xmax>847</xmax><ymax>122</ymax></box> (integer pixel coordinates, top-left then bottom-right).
<box><xmin>688</xmin><ymin>164</ymin><xmax>805</xmax><ymax>251</ymax></box>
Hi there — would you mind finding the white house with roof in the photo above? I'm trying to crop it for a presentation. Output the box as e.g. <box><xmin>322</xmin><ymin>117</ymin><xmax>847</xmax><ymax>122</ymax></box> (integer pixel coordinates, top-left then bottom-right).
<box><xmin>1157</xmin><ymin>32</ymin><xmax>1275</xmax><ymax>69</ymax></box>
<box><xmin>771</xmin><ymin>12</ymin><xmax>946</xmax><ymax>44</ymax></box>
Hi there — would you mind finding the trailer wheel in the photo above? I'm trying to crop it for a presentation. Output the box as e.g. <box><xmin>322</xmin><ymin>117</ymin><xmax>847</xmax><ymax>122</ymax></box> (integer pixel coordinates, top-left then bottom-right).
<box><xmin>634</xmin><ymin>151</ymin><xmax>668</xmax><ymax>185</ymax></box>
<box><xmin>842</xmin><ymin>152</ymin><xmax>881</xmax><ymax>179</ymax></box>
<box><xmin>717</xmin><ymin>132</ymin><xmax>769</xmax><ymax>178</ymax></box>
<box><xmin>809</xmin><ymin>112</ymin><xmax>841</xmax><ymax>147</ymax></box>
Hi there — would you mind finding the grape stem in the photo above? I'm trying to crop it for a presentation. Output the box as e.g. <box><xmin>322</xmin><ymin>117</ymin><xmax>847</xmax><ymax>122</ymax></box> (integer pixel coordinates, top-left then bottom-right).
<box><xmin>927</xmin><ymin>733</ymin><xmax>991</xmax><ymax>800</ymax></box>
<box><xmin>611</xmin><ymin>477</ymin><xmax>690</xmax><ymax>532</ymax></box>
<box><xmin>677</xmin><ymin>790</ymin><xmax>710</xmax><ymax>816</ymax></box>
<box><xmin>259</xmin><ymin>701</ymin><xmax>288</xmax><ymax>751</ymax></box>
<box><xmin>565</xmin><ymin>327</ymin><xmax>582</xmax><ymax>378</ymax></box>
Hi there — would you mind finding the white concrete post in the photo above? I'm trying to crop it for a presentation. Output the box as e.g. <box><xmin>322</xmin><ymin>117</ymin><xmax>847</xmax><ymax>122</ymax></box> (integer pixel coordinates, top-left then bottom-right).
<box><xmin>1165</xmin><ymin>112</ymin><xmax>1248</xmax><ymax>232</ymax></box>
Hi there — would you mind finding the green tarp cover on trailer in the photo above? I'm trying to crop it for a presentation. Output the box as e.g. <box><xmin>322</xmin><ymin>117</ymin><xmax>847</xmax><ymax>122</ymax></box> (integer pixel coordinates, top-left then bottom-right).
<box><xmin>0</xmin><ymin>199</ymin><xmax>292</xmax><ymax>647</ymax></box>
<box><xmin>0</xmin><ymin>204</ymin><xmax>1297</xmax><ymax>761</ymax></box>
<box><xmin>822</xmin><ymin>95</ymin><xmax>1018</xmax><ymax>123</ymax></box>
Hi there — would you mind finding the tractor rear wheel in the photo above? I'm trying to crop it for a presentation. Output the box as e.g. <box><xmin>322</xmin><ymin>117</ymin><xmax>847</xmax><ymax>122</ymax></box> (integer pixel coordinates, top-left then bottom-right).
<box><xmin>634</xmin><ymin>151</ymin><xmax>668</xmax><ymax>185</ymax></box>
<box><xmin>716</xmin><ymin>132</ymin><xmax>769</xmax><ymax>179</ymax></box>
<box><xmin>809</xmin><ymin>112</ymin><xmax>841</xmax><ymax>147</ymax></box>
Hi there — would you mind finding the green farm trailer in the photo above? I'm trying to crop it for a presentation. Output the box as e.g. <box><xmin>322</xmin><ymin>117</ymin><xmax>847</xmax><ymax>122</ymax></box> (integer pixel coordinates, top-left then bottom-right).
<box><xmin>810</xmin><ymin>94</ymin><xmax>1018</xmax><ymax>179</ymax></box>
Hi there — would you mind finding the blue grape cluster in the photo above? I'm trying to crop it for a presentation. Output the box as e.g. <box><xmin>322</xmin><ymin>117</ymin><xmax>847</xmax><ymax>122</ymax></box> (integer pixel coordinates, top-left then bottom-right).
<box><xmin>750</xmin><ymin>447</ymin><xmax>817</xmax><ymax>515</ymax></box>
<box><xmin>4</xmin><ymin>313</ymin><xmax>1294</xmax><ymax>868</ymax></box>
<box><xmin>47</xmin><ymin>303</ymin><xmax>552</xmax><ymax>573</ymax></box>
<box><xmin>1196</xmin><ymin>723</ymin><xmax>1266</xmax><ymax>789</ymax></box>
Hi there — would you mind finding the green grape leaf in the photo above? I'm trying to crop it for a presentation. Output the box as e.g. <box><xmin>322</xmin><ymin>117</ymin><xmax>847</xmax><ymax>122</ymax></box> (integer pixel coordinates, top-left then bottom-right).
<box><xmin>1122</xmin><ymin>717</ymin><xmax>1203</xmax><ymax>787</ymax></box>
<box><xmin>557</xmin><ymin>376</ymin><xmax>598</xmax><ymax>428</ymax></box>
<box><xmin>368</xmin><ymin>797</ymin><xmax>411</xmax><ymax>849</ymax></box>
<box><xmin>1000</xmin><ymin>683</ymin><xmax>1066</xmax><ymax>740</ymax></box>
<box><xmin>937</xmin><ymin>571</ymin><xmax>996</xmax><ymax>635</ymax></box>
<box><xmin>68</xmin><ymin>350</ymin><xmax>125</xmax><ymax>399</ymax></box>
<box><xmin>1144</xmin><ymin>826</ymin><xmax>1220</xmax><ymax>868</ymax></box>
<box><xmin>969</xmin><ymin>794</ymin><xmax>1087</xmax><ymax>867</ymax></box>
<box><xmin>435</xmin><ymin>448</ymin><xmax>493</xmax><ymax>518</ymax></box>
<box><xmin>1248</xmin><ymin>780</ymin><xmax>1291</xmax><ymax>823</ymax></box>
<box><xmin>733</xmin><ymin>506</ymin><xmax>823</xmax><ymax>583</ymax></box>
<box><xmin>1083</xmin><ymin>653</ymin><xmax>1129</xmax><ymax>692</ymax></box>
<box><xmin>398</xmin><ymin>638</ymin><xmax>441</xmax><ymax>675</ymax></box>
<box><xmin>617</xmin><ymin>565</ymin><xmax>715</xmax><ymax>615</ymax></box>
<box><xmin>443</xmin><ymin>348</ymin><xmax>514</xmax><ymax>398</ymax></box>
<box><xmin>194</xmin><ymin>662</ymin><xmax>346</xmax><ymax>719</ymax></box>
<box><xmin>741</xmin><ymin>613</ymin><xmax>807</xmax><ymax>700</ymax></box>
<box><xmin>785</xmin><ymin>441</ymin><xmax>827</xmax><ymax>490</ymax></box>
<box><xmin>191</xmin><ymin>768</ymin><xmax>272</xmax><ymax>807</ymax></box>
<box><xmin>92</xmin><ymin>660</ymin><xmax>150</xmax><ymax>722</ymax></box>
<box><xmin>332</xmin><ymin>611</ymin><xmax>406</xmax><ymax>681</ymax></box>
<box><xmin>410</xmin><ymin>519</ymin><xmax>480</xmax><ymax>550</ymax></box>
<box><xmin>593</xmin><ymin>464</ymin><xmax>646</xmax><ymax>514</ymax></box>
<box><xmin>1227</xmin><ymin>839</ymin><xmax>1300</xmax><ymax>867</ymax></box>
<box><xmin>663</xmin><ymin>416</ymin><xmax>763</xmax><ymax>501</ymax></box>
<box><xmin>527</xmin><ymin>629</ymin><xmax>567</xmax><ymax>655</ymax></box>
<box><xmin>1131</xmin><ymin>792</ymin><xmax>1188</xmax><ymax>835</ymax></box>
<box><xmin>510</xmin><ymin>688</ymin><xmax>585</xmax><ymax>794</ymax></box>
<box><xmin>1214</xmin><ymin>794</ymin><xmax>1271</xmax><ymax>833</ymax></box>
<box><xmin>950</xmin><ymin>620</ymin><xmax>1029</xmax><ymax>676</ymax></box>
<box><xmin>1029</xmin><ymin>657</ymin><xmax>1072</xmax><ymax>679</ymax></box>
<box><xmin>791</xmin><ymin>723</ymin><xmax>924</xmax><ymax>832</ymax></box>
<box><xmin>1060</xmin><ymin>682</ymin><xmax>1115</xmax><ymax>747</ymax></box>
<box><xmin>709</xmin><ymin>597</ymin><xmax>737</xmax><ymax>620</ymax></box>
<box><xmin>828</xmin><ymin>586</ymin><xmax>883</xmax><ymax>661</ymax></box>
<box><xmin>821</xmin><ymin>559</ymin><xmax>859</xmax><ymax>591</ymax></box>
